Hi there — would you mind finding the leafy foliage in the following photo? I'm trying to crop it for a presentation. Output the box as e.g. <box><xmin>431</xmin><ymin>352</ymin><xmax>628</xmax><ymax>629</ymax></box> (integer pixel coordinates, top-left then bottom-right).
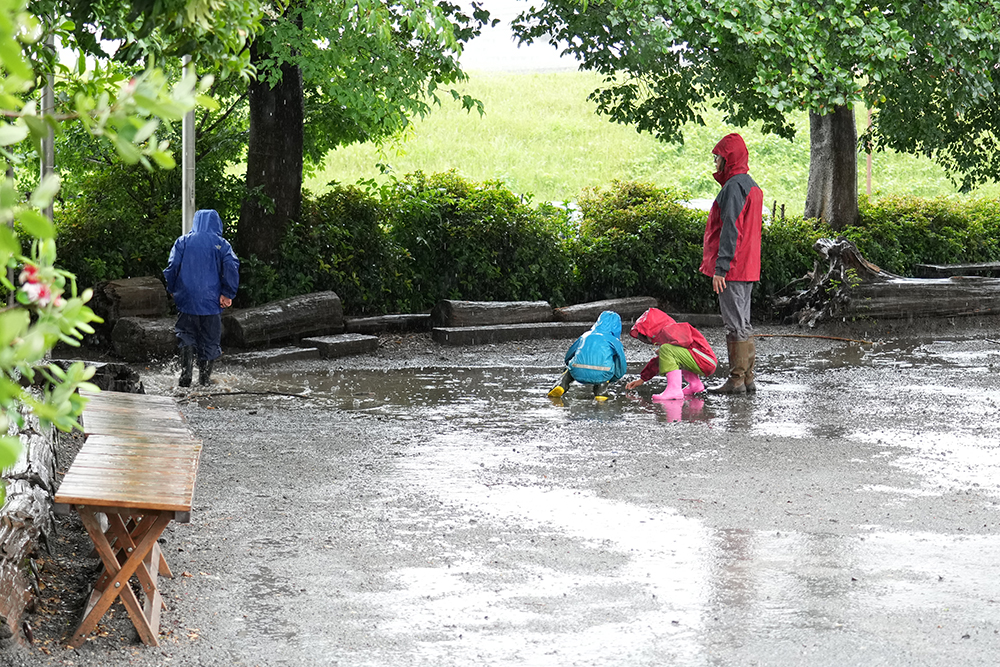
<box><xmin>237</xmin><ymin>186</ymin><xmax>414</xmax><ymax>313</ymax></box>
<box><xmin>54</xmin><ymin>154</ymin><xmax>244</xmax><ymax>286</ymax></box>
<box><xmin>257</xmin><ymin>0</ymin><xmax>491</xmax><ymax>168</ymax></box>
<box><xmin>840</xmin><ymin>195</ymin><xmax>1000</xmax><ymax>275</ymax></box>
<box><xmin>573</xmin><ymin>181</ymin><xmax>714</xmax><ymax>311</ymax></box>
<box><xmin>511</xmin><ymin>0</ymin><xmax>1000</xmax><ymax>213</ymax></box>
<box><xmin>386</xmin><ymin>171</ymin><xmax>575</xmax><ymax>310</ymax></box>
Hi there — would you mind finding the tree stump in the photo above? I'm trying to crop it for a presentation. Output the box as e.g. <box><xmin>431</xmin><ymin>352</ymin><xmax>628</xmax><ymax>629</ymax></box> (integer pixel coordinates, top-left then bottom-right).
<box><xmin>0</xmin><ymin>402</ymin><xmax>56</xmax><ymax>648</ymax></box>
<box><xmin>773</xmin><ymin>238</ymin><xmax>1000</xmax><ymax>326</ymax></box>
<box><xmin>222</xmin><ymin>291</ymin><xmax>344</xmax><ymax>348</ymax></box>
<box><xmin>430</xmin><ymin>300</ymin><xmax>553</xmax><ymax>327</ymax></box>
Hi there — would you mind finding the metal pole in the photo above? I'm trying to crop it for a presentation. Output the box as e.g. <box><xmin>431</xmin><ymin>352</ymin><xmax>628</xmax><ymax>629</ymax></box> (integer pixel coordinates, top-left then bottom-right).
<box><xmin>181</xmin><ymin>55</ymin><xmax>195</xmax><ymax>234</ymax></box>
<box><xmin>41</xmin><ymin>33</ymin><xmax>55</xmax><ymax>221</ymax></box>
<box><xmin>866</xmin><ymin>108</ymin><xmax>872</xmax><ymax>197</ymax></box>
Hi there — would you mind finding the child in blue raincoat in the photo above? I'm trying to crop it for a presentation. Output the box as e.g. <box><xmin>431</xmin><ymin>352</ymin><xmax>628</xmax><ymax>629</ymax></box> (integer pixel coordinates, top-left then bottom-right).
<box><xmin>547</xmin><ymin>310</ymin><xmax>628</xmax><ymax>399</ymax></box>
<box><xmin>163</xmin><ymin>209</ymin><xmax>240</xmax><ymax>388</ymax></box>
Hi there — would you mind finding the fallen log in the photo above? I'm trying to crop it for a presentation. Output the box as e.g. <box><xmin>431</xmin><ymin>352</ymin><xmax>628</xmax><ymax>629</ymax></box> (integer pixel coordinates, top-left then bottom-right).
<box><xmin>111</xmin><ymin>317</ymin><xmax>178</xmax><ymax>362</ymax></box>
<box><xmin>223</xmin><ymin>291</ymin><xmax>344</xmax><ymax>347</ymax></box>
<box><xmin>553</xmin><ymin>296</ymin><xmax>658</xmax><ymax>323</ymax></box>
<box><xmin>91</xmin><ymin>276</ymin><xmax>169</xmax><ymax>322</ymax></box>
<box><xmin>345</xmin><ymin>314</ymin><xmax>431</xmax><ymax>334</ymax></box>
<box><xmin>85</xmin><ymin>276</ymin><xmax>170</xmax><ymax>347</ymax></box>
<box><xmin>915</xmin><ymin>262</ymin><xmax>1000</xmax><ymax>278</ymax></box>
<box><xmin>774</xmin><ymin>238</ymin><xmax>1000</xmax><ymax>326</ymax></box>
<box><xmin>430</xmin><ymin>300</ymin><xmax>553</xmax><ymax>327</ymax></box>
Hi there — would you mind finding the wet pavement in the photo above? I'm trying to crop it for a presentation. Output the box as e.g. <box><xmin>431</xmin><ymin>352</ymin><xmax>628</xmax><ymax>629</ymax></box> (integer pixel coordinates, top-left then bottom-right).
<box><xmin>14</xmin><ymin>323</ymin><xmax>1000</xmax><ymax>666</ymax></box>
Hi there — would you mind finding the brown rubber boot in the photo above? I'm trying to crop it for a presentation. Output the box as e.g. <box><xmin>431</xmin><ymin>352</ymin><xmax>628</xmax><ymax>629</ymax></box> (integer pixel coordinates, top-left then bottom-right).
<box><xmin>709</xmin><ymin>338</ymin><xmax>748</xmax><ymax>395</ymax></box>
<box><xmin>744</xmin><ymin>337</ymin><xmax>757</xmax><ymax>393</ymax></box>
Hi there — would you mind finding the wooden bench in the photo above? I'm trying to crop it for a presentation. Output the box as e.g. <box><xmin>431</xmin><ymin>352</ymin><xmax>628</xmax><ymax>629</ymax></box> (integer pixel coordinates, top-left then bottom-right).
<box><xmin>54</xmin><ymin>389</ymin><xmax>202</xmax><ymax>647</ymax></box>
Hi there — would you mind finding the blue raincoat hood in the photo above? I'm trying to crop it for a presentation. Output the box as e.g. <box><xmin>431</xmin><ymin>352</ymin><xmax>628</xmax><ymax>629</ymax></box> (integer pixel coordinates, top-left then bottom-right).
<box><xmin>192</xmin><ymin>208</ymin><xmax>224</xmax><ymax>236</ymax></box>
<box><xmin>163</xmin><ymin>209</ymin><xmax>240</xmax><ymax>315</ymax></box>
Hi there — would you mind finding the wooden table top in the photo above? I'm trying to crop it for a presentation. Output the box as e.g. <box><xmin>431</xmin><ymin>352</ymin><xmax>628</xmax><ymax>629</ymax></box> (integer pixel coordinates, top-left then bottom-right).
<box><xmin>55</xmin><ymin>391</ymin><xmax>202</xmax><ymax>512</ymax></box>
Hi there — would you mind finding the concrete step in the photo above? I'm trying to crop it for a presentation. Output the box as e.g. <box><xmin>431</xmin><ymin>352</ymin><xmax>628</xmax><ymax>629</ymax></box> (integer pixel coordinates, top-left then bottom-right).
<box><xmin>344</xmin><ymin>314</ymin><xmax>430</xmax><ymax>335</ymax></box>
<box><xmin>433</xmin><ymin>321</ymin><xmax>597</xmax><ymax>346</ymax></box>
<box><xmin>300</xmin><ymin>333</ymin><xmax>379</xmax><ymax>358</ymax></box>
<box><xmin>432</xmin><ymin>313</ymin><xmax>724</xmax><ymax>346</ymax></box>
<box><xmin>223</xmin><ymin>346</ymin><xmax>321</xmax><ymax>367</ymax></box>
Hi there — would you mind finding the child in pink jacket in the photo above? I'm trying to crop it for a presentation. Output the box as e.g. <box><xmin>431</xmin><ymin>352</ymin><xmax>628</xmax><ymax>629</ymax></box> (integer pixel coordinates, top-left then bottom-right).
<box><xmin>624</xmin><ymin>308</ymin><xmax>718</xmax><ymax>401</ymax></box>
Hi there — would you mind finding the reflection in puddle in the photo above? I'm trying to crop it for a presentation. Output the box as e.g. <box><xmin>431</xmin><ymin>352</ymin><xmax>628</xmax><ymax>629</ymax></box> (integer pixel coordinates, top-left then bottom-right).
<box><xmin>378</xmin><ymin>440</ymin><xmax>713</xmax><ymax>662</ymax></box>
<box><xmin>854</xmin><ymin>429</ymin><xmax>1000</xmax><ymax>494</ymax></box>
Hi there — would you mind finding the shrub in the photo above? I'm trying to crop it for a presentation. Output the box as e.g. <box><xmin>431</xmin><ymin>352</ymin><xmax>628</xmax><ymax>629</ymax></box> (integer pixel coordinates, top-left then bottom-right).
<box><xmin>573</xmin><ymin>181</ymin><xmax>714</xmax><ymax>312</ymax></box>
<box><xmin>55</xmin><ymin>166</ymin><xmax>180</xmax><ymax>286</ymax></box>
<box><xmin>385</xmin><ymin>171</ymin><xmax>575</xmax><ymax>311</ymax></box>
<box><xmin>55</xmin><ymin>161</ymin><xmax>244</xmax><ymax>289</ymax></box>
<box><xmin>844</xmin><ymin>195</ymin><xmax>1000</xmax><ymax>275</ymax></box>
<box><xmin>238</xmin><ymin>186</ymin><xmax>414</xmax><ymax>312</ymax></box>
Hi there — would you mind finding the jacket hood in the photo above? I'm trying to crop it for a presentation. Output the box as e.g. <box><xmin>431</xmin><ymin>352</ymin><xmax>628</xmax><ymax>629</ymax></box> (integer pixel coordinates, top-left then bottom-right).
<box><xmin>192</xmin><ymin>209</ymin><xmax>224</xmax><ymax>235</ymax></box>
<box><xmin>629</xmin><ymin>307</ymin><xmax>676</xmax><ymax>342</ymax></box>
<box><xmin>591</xmin><ymin>310</ymin><xmax>623</xmax><ymax>338</ymax></box>
<box><xmin>712</xmin><ymin>133</ymin><xmax>750</xmax><ymax>186</ymax></box>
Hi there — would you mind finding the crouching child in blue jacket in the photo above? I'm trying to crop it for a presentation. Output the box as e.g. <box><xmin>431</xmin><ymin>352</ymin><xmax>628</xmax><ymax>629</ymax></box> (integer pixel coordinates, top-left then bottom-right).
<box><xmin>548</xmin><ymin>310</ymin><xmax>628</xmax><ymax>400</ymax></box>
<box><xmin>163</xmin><ymin>209</ymin><xmax>240</xmax><ymax>387</ymax></box>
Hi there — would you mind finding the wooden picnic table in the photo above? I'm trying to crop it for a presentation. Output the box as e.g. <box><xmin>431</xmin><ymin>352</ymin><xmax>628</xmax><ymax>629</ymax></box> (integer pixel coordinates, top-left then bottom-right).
<box><xmin>54</xmin><ymin>389</ymin><xmax>202</xmax><ymax>647</ymax></box>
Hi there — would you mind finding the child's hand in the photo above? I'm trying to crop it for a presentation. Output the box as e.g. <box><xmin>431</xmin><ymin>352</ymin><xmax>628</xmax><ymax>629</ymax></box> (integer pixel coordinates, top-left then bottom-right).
<box><xmin>625</xmin><ymin>378</ymin><xmax>644</xmax><ymax>390</ymax></box>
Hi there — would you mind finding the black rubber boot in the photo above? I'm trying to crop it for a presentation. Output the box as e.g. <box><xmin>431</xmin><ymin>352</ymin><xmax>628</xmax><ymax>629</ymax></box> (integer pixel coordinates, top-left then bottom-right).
<box><xmin>592</xmin><ymin>381</ymin><xmax>610</xmax><ymax>399</ymax></box>
<box><xmin>178</xmin><ymin>346</ymin><xmax>194</xmax><ymax>388</ymax></box>
<box><xmin>198</xmin><ymin>359</ymin><xmax>214</xmax><ymax>386</ymax></box>
<box><xmin>548</xmin><ymin>371</ymin><xmax>572</xmax><ymax>398</ymax></box>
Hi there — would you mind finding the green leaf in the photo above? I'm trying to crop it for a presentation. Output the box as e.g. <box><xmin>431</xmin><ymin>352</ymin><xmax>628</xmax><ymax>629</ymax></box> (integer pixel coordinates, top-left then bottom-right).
<box><xmin>0</xmin><ymin>309</ymin><xmax>29</xmax><ymax>347</ymax></box>
<box><xmin>29</xmin><ymin>174</ymin><xmax>61</xmax><ymax>209</ymax></box>
<box><xmin>19</xmin><ymin>209</ymin><xmax>55</xmax><ymax>239</ymax></box>
<box><xmin>0</xmin><ymin>121</ymin><xmax>28</xmax><ymax>146</ymax></box>
<box><xmin>0</xmin><ymin>435</ymin><xmax>21</xmax><ymax>470</ymax></box>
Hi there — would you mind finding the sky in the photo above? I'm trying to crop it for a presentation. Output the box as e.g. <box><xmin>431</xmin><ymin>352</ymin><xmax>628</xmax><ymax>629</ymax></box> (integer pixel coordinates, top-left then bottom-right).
<box><xmin>458</xmin><ymin>0</ymin><xmax>580</xmax><ymax>72</ymax></box>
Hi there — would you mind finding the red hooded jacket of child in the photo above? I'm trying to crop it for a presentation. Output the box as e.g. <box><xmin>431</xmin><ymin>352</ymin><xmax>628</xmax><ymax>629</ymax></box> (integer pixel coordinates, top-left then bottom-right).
<box><xmin>630</xmin><ymin>308</ymin><xmax>718</xmax><ymax>381</ymax></box>
<box><xmin>699</xmin><ymin>133</ymin><xmax>763</xmax><ymax>281</ymax></box>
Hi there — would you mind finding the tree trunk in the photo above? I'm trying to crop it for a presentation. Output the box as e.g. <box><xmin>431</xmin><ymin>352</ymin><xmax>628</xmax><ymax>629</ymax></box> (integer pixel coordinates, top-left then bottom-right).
<box><xmin>236</xmin><ymin>40</ymin><xmax>304</xmax><ymax>262</ymax></box>
<box><xmin>804</xmin><ymin>105</ymin><xmax>859</xmax><ymax>231</ymax></box>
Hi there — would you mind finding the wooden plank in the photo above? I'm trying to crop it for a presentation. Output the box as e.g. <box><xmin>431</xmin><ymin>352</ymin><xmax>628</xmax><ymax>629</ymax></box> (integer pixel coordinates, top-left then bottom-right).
<box><xmin>55</xmin><ymin>489</ymin><xmax>195</xmax><ymax>513</ymax></box>
<box><xmin>80</xmin><ymin>389</ymin><xmax>178</xmax><ymax>406</ymax></box>
<box><xmin>84</xmin><ymin>434</ymin><xmax>200</xmax><ymax>446</ymax></box>
<box><xmin>432</xmin><ymin>321</ymin><xmax>594</xmax><ymax>346</ymax></box>
<box><xmin>57</xmin><ymin>476</ymin><xmax>197</xmax><ymax>498</ymax></box>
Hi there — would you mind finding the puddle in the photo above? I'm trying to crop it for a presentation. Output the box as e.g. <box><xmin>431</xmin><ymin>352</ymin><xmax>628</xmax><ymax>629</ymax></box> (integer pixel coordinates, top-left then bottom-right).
<box><xmin>123</xmin><ymin>332</ymin><xmax>1000</xmax><ymax>665</ymax></box>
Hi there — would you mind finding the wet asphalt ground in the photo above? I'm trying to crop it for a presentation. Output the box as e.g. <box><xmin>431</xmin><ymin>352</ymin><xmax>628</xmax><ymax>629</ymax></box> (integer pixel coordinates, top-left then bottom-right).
<box><xmin>8</xmin><ymin>319</ymin><xmax>1000</xmax><ymax>666</ymax></box>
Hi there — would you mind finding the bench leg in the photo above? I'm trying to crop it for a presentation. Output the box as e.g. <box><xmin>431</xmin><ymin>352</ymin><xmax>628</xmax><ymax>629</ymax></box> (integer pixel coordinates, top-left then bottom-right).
<box><xmin>69</xmin><ymin>507</ymin><xmax>173</xmax><ymax>648</ymax></box>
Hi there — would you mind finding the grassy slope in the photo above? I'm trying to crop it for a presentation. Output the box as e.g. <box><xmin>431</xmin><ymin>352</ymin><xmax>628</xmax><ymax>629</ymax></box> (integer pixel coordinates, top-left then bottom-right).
<box><xmin>307</xmin><ymin>70</ymin><xmax>1000</xmax><ymax>216</ymax></box>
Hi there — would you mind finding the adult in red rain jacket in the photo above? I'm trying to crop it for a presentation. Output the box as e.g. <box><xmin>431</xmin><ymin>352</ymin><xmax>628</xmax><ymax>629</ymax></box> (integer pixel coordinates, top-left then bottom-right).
<box><xmin>700</xmin><ymin>133</ymin><xmax>763</xmax><ymax>394</ymax></box>
<box><xmin>624</xmin><ymin>307</ymin><xmax>718</xmax><ymax>401</ymax></box>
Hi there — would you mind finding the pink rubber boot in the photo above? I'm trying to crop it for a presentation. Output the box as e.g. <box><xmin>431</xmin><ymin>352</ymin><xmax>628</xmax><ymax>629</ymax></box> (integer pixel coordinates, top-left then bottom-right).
<box><xmin>653</xmin><ymin>370</ymin><xmax>684</xmax><ymax>401</ymax></box>
<box><xmin>682</xmin><ymin>369</ymin><xmax>705</xmax><ymax>396</ymax></box>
